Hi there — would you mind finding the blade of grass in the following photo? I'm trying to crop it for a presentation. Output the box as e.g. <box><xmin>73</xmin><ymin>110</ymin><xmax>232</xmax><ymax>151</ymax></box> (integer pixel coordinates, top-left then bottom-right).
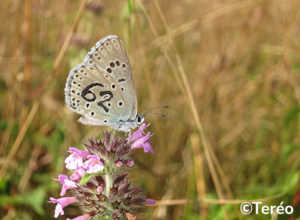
<box><xmin>135</xmin><ymin>0</ymin><xmax>186</xmax><ymax>102</ymax></box>
<box><xmin>24</xmin><ymin>0</ymin><xmax>32</xmax><ymax>88</ymax></box>
<box><xmin>190</xmin><ymin>133</ymin><xmax>208</xmax><ymax>217</ymax></box>
<box><xmin>0</xmin><ymin>0</ymin><xmax>88</xmax><ymax>178</ymax></box>
<box><xmin>155</xmin><ymin>192</ymin><xmax>285</xmax><ymax>206</ymax></box>
<box><xmin>0</xmin><ymin>102</ymin><xmax>39</xmax><ymax>178</ymax></box>
<box><xmin>136</xmin><ymin>0</ymin><xmax>229</xmax><ymax>217</ymax></box>
<box><xmin>32</xmin><ymin>0</ymin><xmax>88</xmax><ymax>99</ymax></box>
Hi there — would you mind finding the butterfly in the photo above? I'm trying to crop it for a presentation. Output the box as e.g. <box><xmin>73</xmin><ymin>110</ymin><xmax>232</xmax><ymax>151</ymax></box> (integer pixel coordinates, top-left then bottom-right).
<box><xmin>64</xmin><ymin>35</ymin><xmax>144</xmax><ymax>132</ymax></box>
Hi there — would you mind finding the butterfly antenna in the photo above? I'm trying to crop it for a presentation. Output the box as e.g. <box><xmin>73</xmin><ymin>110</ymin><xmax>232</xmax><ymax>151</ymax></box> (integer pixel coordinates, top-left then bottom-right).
<box><xmin>146</xmin><ymin>106</ymin><xmax>169</xmax><ymax>111</ymax></box>
<box><xmin>141</xmin><ymin>106</ymin><xmax>169</xmax><ymax>115</ymax></box>
<box><xmin>143</xmin><ymin>112</ymin><xmax>166</xmax><ymax>118</ymax></box>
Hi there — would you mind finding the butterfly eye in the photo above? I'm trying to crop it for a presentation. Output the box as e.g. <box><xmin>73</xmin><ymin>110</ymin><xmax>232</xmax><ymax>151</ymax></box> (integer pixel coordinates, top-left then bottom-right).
<box><xmin>136</xmin><ymin>115</ymin><xmax>144</xmax><ymax>124</ymax></box>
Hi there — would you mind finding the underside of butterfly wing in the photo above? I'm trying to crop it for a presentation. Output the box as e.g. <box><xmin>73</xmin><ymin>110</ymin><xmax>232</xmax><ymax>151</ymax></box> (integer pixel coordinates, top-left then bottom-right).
<box><xmin>65</xmin><ymin>64</ymin><xmax>133</xmax><ymax>128</ymax></box>
<box><xmin>64</xmin><ymin>35</ymin><xmax>140</xmax><ymax>131</ymax></box>
<box><xmin>83</xmin><ymin>35</ymin><xmax>138</xmax><ymax>119</ymax></box>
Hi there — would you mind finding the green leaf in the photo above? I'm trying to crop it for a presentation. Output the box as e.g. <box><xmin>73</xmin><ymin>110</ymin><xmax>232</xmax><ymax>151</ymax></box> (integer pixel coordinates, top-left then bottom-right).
<box><xmin>0</xmin><ymin>187</ymin><xmax>46</xmax><ymax>216</ymax></box>
<box><xmin>280</xmin><ymin>143</ymin><xmax>296</xmax><ymax>164</ymax></box>
<box><xmin>79</xmin><ymin>172</ymin><xmax>104</xmax><ymax>185</ymax></box>
<box><xmin>284</xmin><ymin>106</ymin><xmax>300</xmax><ymax>127</ymax></box>
<box><xmin>292</xmin><ymin>55</ymin><xmax>300</xmax><ymax>70</ymax></box>
<box><xmin>0</xmin><ymin>177</ymin><xmax>9</xmax><ymax>194</ymax></box>
<box><xmin>281</xmin><ymin>172</ymin><xmax>299</xmax><ymax>194</ymax></box>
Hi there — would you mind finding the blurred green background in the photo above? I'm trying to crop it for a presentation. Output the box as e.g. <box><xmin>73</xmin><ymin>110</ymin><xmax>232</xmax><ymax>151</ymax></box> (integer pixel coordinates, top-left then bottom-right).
<box><xmin>0</xmin><ymin>0</ymin><xmax>300</xmax><ymax>219</ymax></box>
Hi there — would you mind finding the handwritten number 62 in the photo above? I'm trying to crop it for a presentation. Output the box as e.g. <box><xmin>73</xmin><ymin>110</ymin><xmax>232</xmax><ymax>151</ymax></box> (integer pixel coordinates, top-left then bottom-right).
<box><xmin>81</xmin><ymin>83</ymin><xmax>113</xmax><ymax>112</ymax></box>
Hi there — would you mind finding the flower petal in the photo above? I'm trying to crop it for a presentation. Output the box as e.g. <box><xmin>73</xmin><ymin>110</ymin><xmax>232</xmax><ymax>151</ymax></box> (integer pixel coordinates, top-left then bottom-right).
<box><xmin>129</xmin><ymin>123</ymin><xmax>148</xmax><ymax>142</ymax></box>
<box><xmin>82</xmin><ymin>155</ymin><xmax>104</xmax><ymax>174</ymax></box>
<box><xmin>50</xmin><ymin>197</ymin><xmax>78</xmax><ymax>218</ymax></box>
<box><xmin>70</xmin><ymin>167</ymin><xmax>86</xmax><ymax>181</ymax></box>
<box><xmin>65</xmin><ymin>147</ymin><xmax>89</xmax><ymax>170</ymax></box>
<box><xmin>146</xmin><ymin>198</ymin><xmax>156</xmax><ymax>205</ymax></box>
<box><xmin>58</xmin><ymin>174</ymin><xmax>77</xmax><ymax>196</ymax></box>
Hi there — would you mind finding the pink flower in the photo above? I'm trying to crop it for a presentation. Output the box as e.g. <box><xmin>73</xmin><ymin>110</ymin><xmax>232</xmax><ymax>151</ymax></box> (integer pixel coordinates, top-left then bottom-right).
<box><xmin>96</xmin><ymin>186</ymin><xmax>104</xmax><ymax>193</ymax></box>
<box><xmin>139</xmin><ymin>123</ymin><xmax>147</xmax><ymax>132</ymax></box>
<box><xmin>126</xmin><ymin>160</ymin><xmax>134</xmax><ymax>167</ymax></box>
<box><xmin>146</xmin><ymin>198</ymin><xmax>156</xmax><ymax>205</ymax></box>
<box><xmin>50</xmin><ymin>197</ymin><xmax>78</xmax><ymax>218</ymax></box>
<box><xmin>115</xmin><ymin>160</ymin><xmax>123</xmax><ymax>168</ymax></box>
<box><xmin>130</xmin><ymin>123</ymin><xmax>147</xmax><ymax>142</ymax></box>
<box><xmin>143</xmin><ymin>142</ymin><xmax>154</xmax><ymax>154</ymax></box>
<box><xmin>70</xmin><ymin>167</ymin><xmax>86</xmax><ymax>181</ymax></box>
<box><xmin>58</xmin><ymin>174</ymin><xmax>77</xmax><ymax>196</ymax></box>
<box><xmin>82</xmin><ymin>155</ymin><xmax>104</xmax><ymax>174</ymax></box>
<box><xmin>130</xmin><ymin>123</ymin><xmax>154</xmax><ymax>153</ymax></box>
<box><xmin>65</xmin><ymin>147</ymin><xmax>89</xmax><ymax>170</ymax></box>
<box><xmin>131</xmin><ymin>132</ymin><xmax>154</xmax><ymax>154</ymax></box>
<box><xmin>67</xmin><ymin>214</ymin><xmax>90</xmax><ymax>220</ymax></box>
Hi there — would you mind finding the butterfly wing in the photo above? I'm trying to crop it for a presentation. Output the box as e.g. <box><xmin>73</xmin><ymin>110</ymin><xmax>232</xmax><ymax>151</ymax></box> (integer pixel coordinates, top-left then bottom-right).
<box><xmin>83</xmin><ymin>35</ymin><xmax>137</xmax><ymax>120</ymax></box>
<box><xmin>65</xmin><ymin>63</ymin><xmax>131</xmax><ymax>127</ymax></box>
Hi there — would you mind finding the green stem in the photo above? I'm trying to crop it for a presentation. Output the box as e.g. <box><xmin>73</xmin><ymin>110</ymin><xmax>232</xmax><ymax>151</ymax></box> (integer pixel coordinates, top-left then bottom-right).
<box><xmin>105</xmin><ymin>173</ymin><xmax>111</xmax><ymax>196</ymax></box>
<box><xmin>104</xmin><ymin>172</ymin><xmax>113</xmax><ymax>218</ymax></box>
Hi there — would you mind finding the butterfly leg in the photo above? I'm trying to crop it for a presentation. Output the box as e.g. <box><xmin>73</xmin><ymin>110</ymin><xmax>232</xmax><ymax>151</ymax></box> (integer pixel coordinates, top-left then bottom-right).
<box><xmin>127</xmin><ymin>131</ymin><xmax>131</xmax><ymax>141</ymax></box>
